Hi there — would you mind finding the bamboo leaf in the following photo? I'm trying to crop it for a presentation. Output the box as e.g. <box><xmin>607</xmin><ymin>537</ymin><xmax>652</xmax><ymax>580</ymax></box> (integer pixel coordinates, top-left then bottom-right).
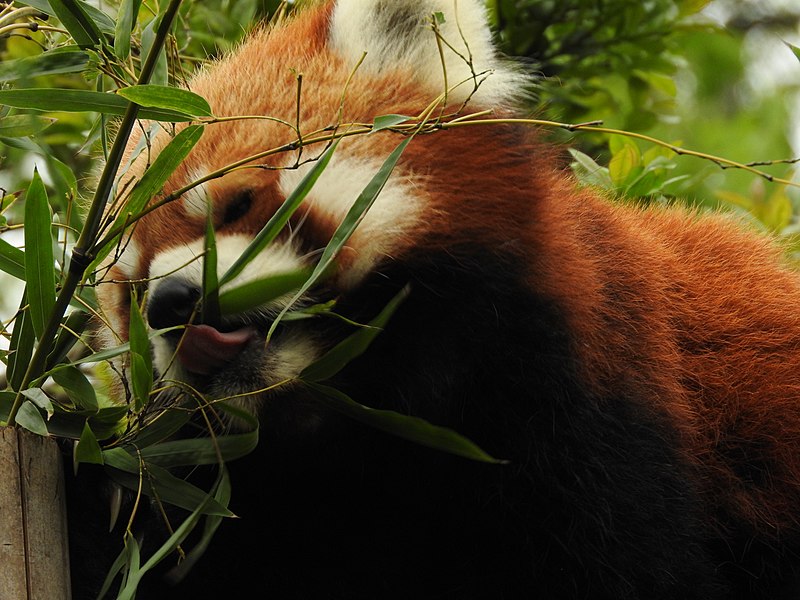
<box><xmin>46</xmin><ymin>309</ymin><xmax>91</xmax><ymax>371</ymax></box>
<box><xmin>300</xmin><ymin>285</ymin><xmax>409</xmax><ymax>383</ymax></box>
<box><xmin>139</xmin><ymin>430</ymin><xmax>258</xmax><ymax>467</ymax></box>
<box><xmin>24</xmin><ymin>169</ymin><xmax>56</xmax><ymax>341</ymax></box>
<box><xmin>49</xmin><ymin>0</ymin><xmax>103</xmax><ymax>47</ymax></box>
<box><xmin>103</xmin><ymin>448</ymin><xmax>235</xmax><ymax>517</ymax></box>
<box><xmin>0</xmin><ymin>391</ymin><xmax>13</xmax><ymax>423</ymax></box>
<box><xmin>15</xmin><ymin>400</ymin><xmax>49</xmax><ymax>436</ymax></box>
<box><xmin>128</xmin><ymin>291</ymin><xmax>152</xmax><ymax>410</ymax></box>
<box><xmin>0</xmin><ymin>47</ymin><xmax>90</xmax><ymax>83</ymax></box>
<box><xmin>114</xmin><ymin>0</ymin><xmax>142</xmax><ymax>60</ymax></box>
<box><xmin>0</xmin><ymin>115</ymin><xmax>55</xmax><ymax>137</ymax></box>
<box><xmin>220</xmin><ymin>140</ymin><xmax>340</xmax><ymax>286</ymax></box>
<box><xmin>140</xmin><ymin>14</ymin><xmax>168</xmax><ymax>86</ymax></box>
<box><xmin>52</xmin><ymin>364</ymin><xmax>98</xmax><ymax>411</ymax></box>
<box><xmin>21</xmin><ymin>388</ymin><xmax>54</xmax><ymax>418</ymax></box>
<box><xmin>269</xmin><ymin>136</ymin><xmax>412</xmax><ymax>339</ymax></box>
<box><xmin>306</xmin><ymin>383</ymin><xmax>504</xmax><ymax>464</ymax></box>
<box><xmin>122</xmin><ymin>408</ymin><xmax>190</xmax><ymax>449</ymax></box>
<box><xmin>75</xmin><ymin>420</ymin><xmax>104</xmax><ymax>465</ymax></box>
<box><xmin>7</xmin><ymin>291</ymin><xmax>34</xmax><ymax>391</ymax></box>
<box><xmin>91</xmin><ymin>124</ymin><xmax>204</xmax><ymax>272</ymax></box>
<box><xmin>117</xmin><ymin>472</ymin><xmax>229</xmax><ymax>599</ymax></box>
<box><xmin>164</xmin><ymin>467</ymin><xmax>231</xmax><ymax>583</ymax></box>
<box><xmin>117</xmin><ymin>85</ymin><xmax>213</xmax><ymax>118</ymax></box>
<box><xmin>0</xmin><ymin>237</ymin><xmax>25</xmax><ymax>280</ymax></box>
<box><xmin>218</xmin><ymin>269</ymin><xmax>312</xmax><ymax>316</ymax></box>
<box><xmin>122</xmin><ymin>124</ymin><xmax>204</xmax><ymax>217</ymax></box>
<box><xmin>16</xmin><ymin>0</ymin><xmax>115</xmax><ymax>34</ymax></box>
<box><xmin>787</xmin><ymin>42</ymin><xmax>800</xmax><ymax>64</ymax></box>
<box><xmin>0</xmin><ymin>88</ymin><xmax>195</xmax><ymax>121</ymax></box>
<box><xmin>372</xmin><ymin>114</ymin><xmax>412</xmax><ymax>133</ymax></box>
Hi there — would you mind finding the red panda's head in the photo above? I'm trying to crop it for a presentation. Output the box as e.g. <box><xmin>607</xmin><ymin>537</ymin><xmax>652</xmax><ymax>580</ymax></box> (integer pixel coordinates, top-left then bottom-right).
<box><xmin>95</xmin><ymin>0</ymin><xmax>536</xmax><ymax>422</ymax></box>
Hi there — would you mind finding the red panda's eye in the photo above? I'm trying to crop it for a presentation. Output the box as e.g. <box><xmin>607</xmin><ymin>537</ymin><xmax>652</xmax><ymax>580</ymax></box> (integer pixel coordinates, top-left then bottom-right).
<box><xmin>222</xmin><ymin>190</ymin><xmax>253</xmax><ymax>225</ymax></box>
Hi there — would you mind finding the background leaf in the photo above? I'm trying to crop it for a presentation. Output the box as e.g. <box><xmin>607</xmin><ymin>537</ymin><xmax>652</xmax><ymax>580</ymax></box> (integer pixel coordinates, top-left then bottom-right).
<box><xmin>306</xmin><ymin>383</ymin><xmax>504</xmax><ymax>464</ymax></box>
<box><xmin>23</xmin><ymin>169</ymin><xmax>56</xmax><ymax>340</ymax></box>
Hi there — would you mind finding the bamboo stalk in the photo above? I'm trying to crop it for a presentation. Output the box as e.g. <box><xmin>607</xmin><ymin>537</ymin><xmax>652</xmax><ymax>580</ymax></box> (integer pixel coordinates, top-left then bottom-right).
<box><xmin>0</xmin><ymin>427</ymin><xmax>71</xmax><ymax>600</ymax></box>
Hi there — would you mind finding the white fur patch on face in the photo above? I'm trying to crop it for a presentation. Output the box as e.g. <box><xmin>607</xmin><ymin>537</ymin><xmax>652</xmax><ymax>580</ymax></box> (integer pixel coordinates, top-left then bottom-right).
<box><xmin>148</xmin><ymin>234</ymin><xmax>305</xmax><ymax>296</ymax></box>
<box><xmin>147</xmin><ymin>234</ymin><xmax>306</xmax><ymax>376</ymax></box>
<box><xmin>181</xmin><ymin>173</ymin><xmax>212</xmax><ymax>219</ymax></box>
<box><xmin>278</xmin><ymin>153</ymin><xmax>426</xmax><ymax>287</ymax></box>
<box><xmin>330</xmin><ymin>0</ymin><xmax>522</xmax><ymax>107</ymax></box>
<box><xmin>114</xmin><ymin>237</ymin><xmax>141</xmax><ymax>280</ymax></box>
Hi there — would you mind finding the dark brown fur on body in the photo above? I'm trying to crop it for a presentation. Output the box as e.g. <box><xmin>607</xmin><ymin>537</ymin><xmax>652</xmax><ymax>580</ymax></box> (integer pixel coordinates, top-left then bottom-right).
<box><xmin>71</xmin><ymin>2</ymin><xmax>800</xmax><ymax>598</ymax></box>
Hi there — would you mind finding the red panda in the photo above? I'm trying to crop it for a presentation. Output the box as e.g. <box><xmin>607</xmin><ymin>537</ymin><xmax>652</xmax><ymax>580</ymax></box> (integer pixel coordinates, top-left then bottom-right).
<box><xmin>73</xmin><ymin>1</ymin><xmax>800</xmax><ymax>598</ymax></box>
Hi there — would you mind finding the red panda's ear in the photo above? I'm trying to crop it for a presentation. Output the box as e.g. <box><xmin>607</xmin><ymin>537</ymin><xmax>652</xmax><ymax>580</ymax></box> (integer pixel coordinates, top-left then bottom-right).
<box><xmin>329</xmin><ymin>0</ymin><xmax>522</xmax><ymax>107</ymax></box>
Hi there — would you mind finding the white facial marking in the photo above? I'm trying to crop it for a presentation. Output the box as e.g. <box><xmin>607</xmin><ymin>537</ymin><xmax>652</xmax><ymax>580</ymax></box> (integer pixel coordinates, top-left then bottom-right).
<box><xmin>148</xmin><ymin>234</ymin><xmax>306</xmax><ymax>378</ymax></box>
<box><xmin>331</xmin><ymin>0</ymin><xmax>522</xmax><ymax>106</ymax></box>
<box><xmin>181</xmin><ymin>173</ymin><xmax>212</xmax><ymax>219</ymax></box>
<box><xmin>279</xmin><ymin>154</ymin><xmax>425</xmax><ymax>287</ymax></box>
<box><xmin>114</xmin><ymin>237</ymin><xmax>141</xmax><ymax>279</ymax></box>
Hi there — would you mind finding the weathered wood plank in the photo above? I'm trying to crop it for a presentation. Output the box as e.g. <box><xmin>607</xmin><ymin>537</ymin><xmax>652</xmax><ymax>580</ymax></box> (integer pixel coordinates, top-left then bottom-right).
<box><xmin>0</xmin><ymin>427</ymin><xmax>71</xmax><ymax>600</ymax></box>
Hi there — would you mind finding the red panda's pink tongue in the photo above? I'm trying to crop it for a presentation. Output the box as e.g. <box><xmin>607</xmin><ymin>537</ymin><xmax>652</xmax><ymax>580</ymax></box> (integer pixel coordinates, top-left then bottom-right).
<box><xmin>177</xmin><ymin>324</ymin><xmax>256</xmax><ymax>376</ymax></box>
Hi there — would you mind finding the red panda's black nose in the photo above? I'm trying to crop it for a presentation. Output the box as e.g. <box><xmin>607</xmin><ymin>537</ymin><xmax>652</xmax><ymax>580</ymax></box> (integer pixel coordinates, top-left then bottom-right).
<box><xmin>147</xmin><ymin>277</ymin><xmax>201</xmax><ymax>330</ymax></box>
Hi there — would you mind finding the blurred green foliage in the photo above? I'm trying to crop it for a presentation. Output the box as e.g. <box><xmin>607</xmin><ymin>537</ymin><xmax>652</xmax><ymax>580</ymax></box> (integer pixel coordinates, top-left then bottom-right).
<box><xmin>488</xmin><ymin>0</ymin><xmax>800</xmax><ymax>248</ymax></box>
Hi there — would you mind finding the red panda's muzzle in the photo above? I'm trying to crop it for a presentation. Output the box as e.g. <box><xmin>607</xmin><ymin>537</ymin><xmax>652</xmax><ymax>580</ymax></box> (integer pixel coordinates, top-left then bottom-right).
<box><xmin>147</xmin><ymin>276</ymin><xmax>259</xmax><ymax>377</ymax></box>
<box><xmin>178</xmin><ymin>324</ymin><xmax>257</xmax><ymax>376</ymax></box>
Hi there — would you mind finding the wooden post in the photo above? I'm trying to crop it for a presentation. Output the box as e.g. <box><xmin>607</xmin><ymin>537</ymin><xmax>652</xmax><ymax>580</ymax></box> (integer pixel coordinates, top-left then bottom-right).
<box><xmin>0</xmin><ymin>427</ymin><xmax>71</xmax><ymax>600</ymax></box>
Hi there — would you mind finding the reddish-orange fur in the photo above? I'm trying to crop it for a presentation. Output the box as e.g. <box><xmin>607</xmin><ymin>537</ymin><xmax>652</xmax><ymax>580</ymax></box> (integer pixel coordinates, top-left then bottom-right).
<box><xmin>108</xmin><ymin>0</ymin><xmax>800</xmax><ymax>537</ymax></box>
<box><xmin>87</xmin><ymin>3</ymin><xmax>800</xmax><ymax>597</ymax></box>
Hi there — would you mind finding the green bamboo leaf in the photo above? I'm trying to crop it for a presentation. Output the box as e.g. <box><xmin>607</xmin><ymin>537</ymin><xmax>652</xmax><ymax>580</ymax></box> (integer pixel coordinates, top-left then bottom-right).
<box><xmin>7</xmin><ymin>291</ymin><xmax>34</xmax><ymax>391</ymax></box>
<box><xmin>218</xmin><ymin>268</ymin><xmax>312</xmax><ymax>316</ymax></box>
<box><xmin>0</xmin><ymin>115</ymin><xmax>55</xmax><ymax>137</ymax></box>
<box><xmin>0</xmin><ymin>88</ymin><xmax>195</xmax><ymax>121</ymax></box>
<box><xmin>96</xmin><ymin>541</ymin><xmax>130</xmax><ymax>600</ymax></box>
<box><xmin>45</xmin><ymin>309</ymin><xmax>91</xmax><ymax>371</ymax></box>
<box><xmin>0</xmin><ymin>47</ymin><xmax>90</xmax><ymax>83</ymax></box>
<box><xmin>42</xmin><ymin>405</ymin><xmax>128</xmax><ymax>441</ymax></box>
<box><xmin>0</xmin><ymin>391</ymin><xmax>13</xmax><ymax>423</ymax></box>
<box><xmin>306</xmin><ymin>383</ymin><xmax>503</xmax><ymax>464</ymax></box>
<box><xmin>122</xmin><ymin>408</ymin><xmax>190</xmax><ymax>449</ymax></box>
<box><xmin>104</xmin><ymin>448</ymin><xmax>235</xmax><ymax>517</ymax></box>
<box><xmin>129</xmin><ymin>291</ymin><xmax>152</xmax><ymax>410</ymax></box>
<box><xmin>63</xmin><ymin>326</ymin><xmax>179</xmax><ymax>367</ymax></box>
<box><xmin>114</xmin><ymin>0</ymin><xmax>142</xmax><ymax>60</ymax></box>
<box><xmin>117</xmin><ymin>85</ymin><xmax>213</xmax><ymax>118</ymax></box>
<box><xmin>49</xmin><ymin>0</ymin><xmax>103</xmax><ymax>47</ymax></box>
<box><xmin>21</xmin><ymin>387</ymin><xmax>54</xmax><ymax>418</ymax></box>
<box><xmin>0</xmin><ymin>237</ymin><xmax>25</xmax><ymax>280</ymax></box>
<box><xmin>121</xmin><ymin>124</ymin><xmax>204</xmax><ymax>218</ymax></box>
<box><xmin>24</xmin><ymin>169</ymin><xmax>56</xmax><ymax>341</ymax></box>
<box><xmin>52</xmin><ymin>364</ymin><xmax>98</xmax><ymax>411</ymax></box>
<box><xmin>16</xmin><ymin>0</ymin><xmax>115</xmax><ymax>34</ymax></box>
<box><xmin>90</xmin><ymin>124</ymin><xmax>204</xmax><ymax>273</ymax></box>
<box><xmin>568</xmin><ymin>148</ymin><xmax>613</xmax><ymax>190</ymax></box>
<box><xmin>140</xmin><ymin>430</ymin><xmax>258</xmax><ymax>467</ymax></box>
<box><xmin>269</xmin><ymin>136</ymin><xmax>412</xmax><ymax>339</ymax></box>
<box><xmin>75</xmin><ymin>420</ymin><xmax>104</xmax><ymax>465</ymax></box>
<box><xmin>786</xmin><ymin>42</ymin><xmax>800</xmax><ymax>64</ymax></box>
<box><xmin>15</xmin><ymin>400</ymin><xmax>49</xmax><ymax>436</ymax></box>
<box><xmin>220</xmin><ymin>140</ymin><xmax>340</xmax><ymax>286</ymax></box>
<box><xmin>609</xmin><ymin>144</ymin><xmax>641</xmax><ymax>187</ymax></box>
<box><xmin>117</xmin><ymin>532</ymin><xmax>142</xmax><ymax>600</ymax></box>
<box><xmin>300</xmin><ymin>285</ymin><xmax>409</xmax><ymax>383</ymax></box>
<box><xmin>117</xmin><ymin>472</ymin><xmax>229</xmax><ymax>599</ymax></box>
<box><xmin>372</xmin><ymin>114</ymin><xmax>412</xmax><ymax>133</ymax></box>
<box><xmin>141</xmin><ymin>14</ymin><xmax>168</xmax><ymax>86</ymax></box>
<box><xmin>165</xmin><ymin>467</ymin><xmax>231</xmax><ymax>583</ymax></box>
